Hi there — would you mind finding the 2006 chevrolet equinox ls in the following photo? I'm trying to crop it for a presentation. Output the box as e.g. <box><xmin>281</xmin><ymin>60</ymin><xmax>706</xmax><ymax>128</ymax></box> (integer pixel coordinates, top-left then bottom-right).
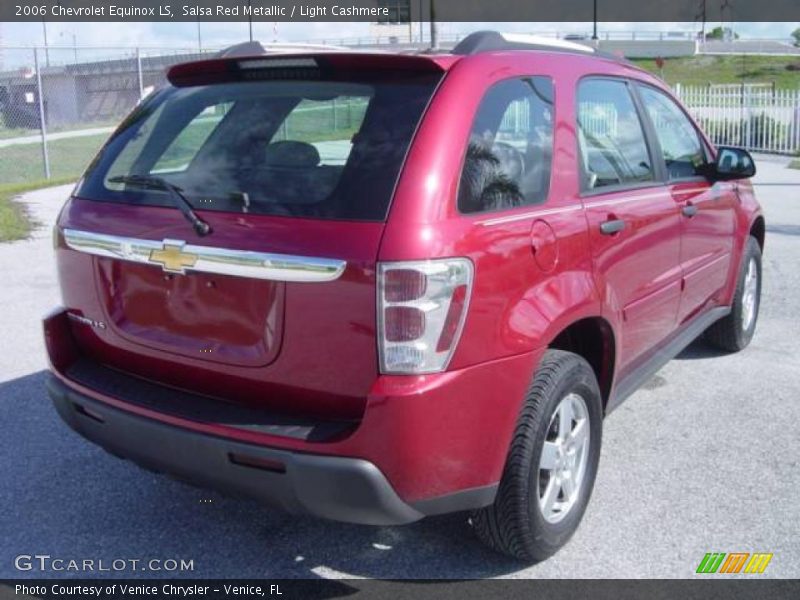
<box><xmin>44</xmin><ymin>31</ymin><xmax>764</xmax><ymax>561</ymax></box>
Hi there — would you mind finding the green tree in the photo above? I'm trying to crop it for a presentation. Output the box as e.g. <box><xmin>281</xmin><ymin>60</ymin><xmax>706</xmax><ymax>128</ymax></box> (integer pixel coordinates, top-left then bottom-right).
<box><xmin>705</xmin><ymin>26</ymin><xmax>739</xmax><ymax>41</ymax></box>
<box><xmin>792</xmin><ymin>27</ymin><xmax>800</xmax><ymax>47</ymax></box>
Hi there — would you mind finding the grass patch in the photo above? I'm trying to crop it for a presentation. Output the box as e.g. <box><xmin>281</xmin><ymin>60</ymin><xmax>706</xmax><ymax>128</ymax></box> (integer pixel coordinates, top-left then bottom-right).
<box><xmin>632</xmin><ymin>55</ymin><xmax>800</xmax><ymax>89</ymax></box>
<box><xmin>0</xmin><ymin>133</ymin><xmax>107</xmax><ymax>186</ymax></box>
<box><xmin>789</xmin><ymin>159</ymin><xmax>800</xmax><ymax>169</ymax></box>
<box><xmin>0</xmin><ymin>119</ymin><xmax>118</xmax><ymax>140</ymax></box>
<box><xmin>0</xmin><ymin>130</ymin><xmax>101</xmax><ymax>240</ymax></box>
<box><xmin>0</xmin><ymin>178</ymin><xmax>76</xmax><ymax>242</ymax></box>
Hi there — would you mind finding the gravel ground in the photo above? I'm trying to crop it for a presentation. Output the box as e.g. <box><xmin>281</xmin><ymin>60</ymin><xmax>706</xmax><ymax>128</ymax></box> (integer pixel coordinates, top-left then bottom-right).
<box><xmin>0</xmin><ymin>158</ymin><xmax>798</xmax><ymax>579</ymax></box>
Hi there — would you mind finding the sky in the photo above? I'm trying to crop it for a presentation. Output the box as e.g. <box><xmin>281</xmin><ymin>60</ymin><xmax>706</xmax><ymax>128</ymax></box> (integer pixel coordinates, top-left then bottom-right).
<box><xmin>0</xmin><ymin>21</ymin><xmax>797</xmax><ymax>69</ymax></box>
<box><xmin>0</xmin><ymin>21</ymin><xmax>797</xmax><ymax>51</ymax></box>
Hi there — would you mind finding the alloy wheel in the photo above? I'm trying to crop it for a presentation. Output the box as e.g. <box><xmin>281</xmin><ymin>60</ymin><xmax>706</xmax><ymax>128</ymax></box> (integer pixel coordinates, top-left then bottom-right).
<box><xmin>537</xmin><ymin>392</ymin><xmax>591</xmax><ymax>524</ymax></box>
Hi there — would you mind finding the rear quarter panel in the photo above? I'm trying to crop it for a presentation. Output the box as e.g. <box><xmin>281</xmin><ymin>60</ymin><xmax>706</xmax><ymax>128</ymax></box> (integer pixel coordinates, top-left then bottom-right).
<box><xmin>381</xmin><ymin>52</ymin><xmax>630</xmax><ymax>367</ymax></box>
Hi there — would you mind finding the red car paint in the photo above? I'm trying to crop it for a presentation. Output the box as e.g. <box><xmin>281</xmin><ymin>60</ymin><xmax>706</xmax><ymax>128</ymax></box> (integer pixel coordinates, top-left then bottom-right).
<box><xmin>45</xmin><ymin>46</ymin><xmax>763</xmax><ymax>511</ymax></box>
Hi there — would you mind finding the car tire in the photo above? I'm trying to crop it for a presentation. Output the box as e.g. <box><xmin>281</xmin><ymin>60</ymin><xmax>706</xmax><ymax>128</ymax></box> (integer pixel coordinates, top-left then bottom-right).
<box><xmin>705</xmin><ymin>236</ymin><xmax>762</xmax><ymax>352</ymax></box>
<box><xmin>470</xmin><ymin>349</ymin><xmax>603</xmax><ymax>562</ymax></box>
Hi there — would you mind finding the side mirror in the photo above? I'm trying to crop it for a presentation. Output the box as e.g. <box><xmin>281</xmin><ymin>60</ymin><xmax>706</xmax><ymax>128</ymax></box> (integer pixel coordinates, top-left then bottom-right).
<box><xmin>711</xmin><ymin>146</ymin><xmax>756</xmax><ymax>180</ymax></box>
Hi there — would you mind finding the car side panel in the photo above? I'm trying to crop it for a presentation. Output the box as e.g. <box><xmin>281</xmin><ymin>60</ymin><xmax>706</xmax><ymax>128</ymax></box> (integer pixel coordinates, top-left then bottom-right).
<box><xmin>632</xmin><ymin>79</ymin><xmax>761</xmax><ymax>317</ymax></box>
<box><xmin>380</xmin><ymin>53</ymin><xmax>601</xmax><ymax>367</ymax></box>
<box><xmin>583</xmin><ymin>186</ymin><xmax>683</xmax><ymax>371</ymax></box>
<box><xmin>374</xmin><ymin>53</ymin><xmax>604</xmax><ymax>495</ymax></box>
<box><xmin>714</xmin><ymin>176</ymin><xmax>764</xmax><ymax>308</ymax></box>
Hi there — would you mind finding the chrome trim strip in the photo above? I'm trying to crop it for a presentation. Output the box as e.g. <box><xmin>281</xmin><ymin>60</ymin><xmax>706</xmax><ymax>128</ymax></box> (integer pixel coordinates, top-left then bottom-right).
<box><xmin>582</xmin><ymin>191</ymin><xmax>667</xmax><ymax>209</ymax></box>
<box><xmin>63</xmin><ymin>228</ymin><xmax>347</xmax><ymax>283</ymax></box>
<box><xmin>478</xmin><ymin>205</ymin><xmax>583</xmax><ymax>226</ymax></box>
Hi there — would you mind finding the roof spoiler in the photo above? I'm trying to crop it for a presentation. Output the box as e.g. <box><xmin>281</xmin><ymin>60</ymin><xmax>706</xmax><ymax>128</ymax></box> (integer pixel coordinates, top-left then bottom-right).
<box><xmin>167</xmin><ymin>52</ymin><xmax>448</xmax><ymax>87</ymax></box>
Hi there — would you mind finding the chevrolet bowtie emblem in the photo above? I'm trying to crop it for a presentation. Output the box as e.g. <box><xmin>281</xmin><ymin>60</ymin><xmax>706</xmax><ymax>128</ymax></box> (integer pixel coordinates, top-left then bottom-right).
<box><xmin>148</xmin><ymin>240</ymin><xmax>198</xmax><ymax>274</ymax></box>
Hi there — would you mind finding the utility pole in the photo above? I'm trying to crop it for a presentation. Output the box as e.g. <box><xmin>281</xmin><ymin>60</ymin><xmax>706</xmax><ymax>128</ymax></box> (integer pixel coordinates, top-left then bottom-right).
<box><xmin>429</xmin><ymin>0</ymin><xmax>438</xmax><ymax>50</ymax></box>
<box><xmin>697</xmin><ymin>0</ymin><xmax>706</xmax><ymax>40</ymax></box>
<box><xmin>41</xmin><ymin>19</ymin><xmax>50</xmax><ymax>67</ymax></box>
<box><xmin>721</xmin><ymin>0</ymin><xmax>733</xmax><ymax>41</ymax></box>
<box><xmin>247</xmin><ymin>0</ymin><xmax>253</xmax><ymax>42</ymax></box>
<box><xmin>592</xmin><ymin>0</ymin><xmax>598</xmax><ymax>40</ymax></box>
<box><xmin>197</xmin><ymin>22</ymin><xmax>202</xmax><ymax>52</ymax></box>
<box><xmin>60</xmin><ymin>30</ymin><xmax>77</xmax><ymax>62</ymax></box>
<box><xmin>418</xmin><ymin>0</ymin><xmax>424</xmax><ymax>44</ymax></box>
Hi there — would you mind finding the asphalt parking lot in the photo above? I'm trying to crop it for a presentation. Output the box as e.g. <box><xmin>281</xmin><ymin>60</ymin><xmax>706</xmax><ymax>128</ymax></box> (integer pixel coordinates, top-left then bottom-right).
<box><xmin>1</xmin><ymin>157</ymin><xmax>798</xmax><ymax>579</ymax></box>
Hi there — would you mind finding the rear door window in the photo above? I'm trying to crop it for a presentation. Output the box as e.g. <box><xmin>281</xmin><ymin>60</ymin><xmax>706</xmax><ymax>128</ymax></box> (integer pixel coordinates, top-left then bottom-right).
<box><xmin>458</xmin><ymin>77</ymin><xmax>554</xmax><ymax>214</ymax></box>
<box><xmin>78</xmin><ymin>74</ymin><xmax>440</xmax><ymax>221</ymax></box>
<box><xmin>577</xmin><ymin>79</ymin><xmax>654</xmax><ymax>190</ymax></box>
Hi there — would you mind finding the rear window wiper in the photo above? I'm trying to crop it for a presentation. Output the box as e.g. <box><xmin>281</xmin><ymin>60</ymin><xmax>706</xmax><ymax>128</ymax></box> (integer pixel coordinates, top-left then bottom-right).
<box><xmin>107</xmin><ymin>174</ymin><xmax>212</xmax><ymax>237</ymax></box>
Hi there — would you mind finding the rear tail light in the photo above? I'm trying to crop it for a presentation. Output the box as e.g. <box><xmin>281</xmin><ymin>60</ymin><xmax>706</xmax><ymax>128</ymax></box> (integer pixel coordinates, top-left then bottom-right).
<box><xmin>378</xmin><ymin>259</ymin><xmax>474</xmax><ymax>374</ymax></box>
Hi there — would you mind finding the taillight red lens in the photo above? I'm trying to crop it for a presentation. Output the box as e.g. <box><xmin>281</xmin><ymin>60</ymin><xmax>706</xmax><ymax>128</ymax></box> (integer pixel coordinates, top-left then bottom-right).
<box><xmin>384</xmin><ymin>269</ymin><xmax>427</xmax><ymax>303</ymax></box>
<box><xmin>436</xmin><ymin>285</ymin><xmax>468</xmax><ymax>352</ymax></box>
<box><xmin>378</xmin><ymin>259</ymin><xmax>473</xmax><ymax>374</ymax></box>
<box><xmin>384</xmin><ymin>306</ymin><xmax>426</xmax><ymax>342</ymax></box>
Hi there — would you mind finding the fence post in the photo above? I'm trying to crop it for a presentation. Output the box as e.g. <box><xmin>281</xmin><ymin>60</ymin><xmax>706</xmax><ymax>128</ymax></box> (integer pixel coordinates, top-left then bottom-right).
<box><xmin>744</xmin><ymin>87</ymin><xmax>753</xmax><ymax>150</ymax></box>
<box><xmin>793</xmin><ymin>91</ymin><xmax>800</xmax><ymax>155</ymax></box>
<box><xmin>33</xmin><ymin>47</ymin><xmax>51</xmax><ymax>180</ymax></box>
<box><xmin>136</xmin><ymin>48</ymin><xmax>144</xmax><ymax>100</ymax></box>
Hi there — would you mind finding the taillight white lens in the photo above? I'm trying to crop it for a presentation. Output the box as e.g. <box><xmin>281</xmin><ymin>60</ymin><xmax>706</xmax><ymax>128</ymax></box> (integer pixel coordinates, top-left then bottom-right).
<box><xmin>378</xmin><ymin>258</ymin><xmax>474</xmax><ymax>374</ymax></box>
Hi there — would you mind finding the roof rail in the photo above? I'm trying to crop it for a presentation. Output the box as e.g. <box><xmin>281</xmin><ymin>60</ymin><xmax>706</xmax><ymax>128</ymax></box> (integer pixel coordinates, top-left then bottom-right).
<box><xmin>452</xmin><ymin>31</ymin><xmax>596</xmax><ymax>56</ymax></box>
<box><xmin>215</xmin><ymin>41</ymin><xmax>266</xmax><ymax>58</ymax></box>
<box><xmin>450</xmin><ymin>30</ymin><xmax>640</xmax><ymax>68</ymax></box>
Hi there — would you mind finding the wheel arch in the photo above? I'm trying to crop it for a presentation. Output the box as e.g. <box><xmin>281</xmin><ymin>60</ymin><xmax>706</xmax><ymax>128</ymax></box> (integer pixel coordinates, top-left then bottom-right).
<box><xmin>547</xmin><ymin>316</ymin><xmax>616</xmax><ymax>411</ymax></box>
<box><xmin>749</xmin><ymin>215</ymin><xmax>765</xmax><ymax>251</ymax></box>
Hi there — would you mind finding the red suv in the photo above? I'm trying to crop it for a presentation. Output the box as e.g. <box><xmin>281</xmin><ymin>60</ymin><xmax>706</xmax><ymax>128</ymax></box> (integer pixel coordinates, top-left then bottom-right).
<box><xmin>44</xmin><ymin>32</ymin><xmax>764</xmax><ymax>561</ymax></box>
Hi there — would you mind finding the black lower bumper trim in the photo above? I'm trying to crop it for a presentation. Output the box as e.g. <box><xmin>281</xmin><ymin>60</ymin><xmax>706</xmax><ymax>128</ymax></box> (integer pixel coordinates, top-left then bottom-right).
<box><xmin>47</xmin><ymin>374</ymin><xmax>424</xmax><ymax>526</ymax></box>
<box><xmin>64</xmin><ymin>358</ymin><xmax>355</xmax><ymax>442</ymax></box>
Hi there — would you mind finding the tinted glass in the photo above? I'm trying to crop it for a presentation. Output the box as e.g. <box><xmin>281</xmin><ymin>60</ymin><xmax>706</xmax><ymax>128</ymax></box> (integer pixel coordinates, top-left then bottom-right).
<box><xmin>458</xmin><ymin>77</ymin><xmax>554</xmax><ymax>213</ymax></box>
<box><xmin>77</xmin><ymin>75</ymin><xmax>439</xmax><ymax>221</ymax></box>
<box><xmin>577</xmin><ymin>79</ymin><xmax>653</xmax><ymax>190</ymax></box>
<box><xmin>639</xmin><ymin>86</ymin><xmax>707</xmax><ymax>180</ymax></box>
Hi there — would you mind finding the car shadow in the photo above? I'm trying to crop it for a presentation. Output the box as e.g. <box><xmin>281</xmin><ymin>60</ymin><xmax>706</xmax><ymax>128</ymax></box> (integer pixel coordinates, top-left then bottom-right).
<box><xmin>0</xmin><ymin>370</ymin><xmax>528</xmax><ymax>580</ymax></box>
<box><xmin>674</xmin><ymin>337</ymin><xmax>729</xmax><ymax>361</ymax></box>
<box><xmin>766</xmin><ymin>223</ymin><xmax>800</xmax><ymax>238</ymax></box>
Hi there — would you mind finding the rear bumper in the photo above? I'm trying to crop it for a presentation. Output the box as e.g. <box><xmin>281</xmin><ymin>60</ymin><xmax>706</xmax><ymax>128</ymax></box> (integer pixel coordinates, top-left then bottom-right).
<box><xmin>48</xmin><ymin>374</ymin><xmax>424</xmax><ymax>526</ymax></box>
<box><xmin>44</xmin><ymin>306</ymin><xmax>539</xmax><ymax>522</ymax></box>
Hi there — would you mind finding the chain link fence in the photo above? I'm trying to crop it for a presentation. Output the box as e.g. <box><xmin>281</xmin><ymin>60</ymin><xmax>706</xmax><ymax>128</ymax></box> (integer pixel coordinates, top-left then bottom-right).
<box><xmin>2</xmin><ymin>44</ymin><xmax>800</xmax><ymax>190</ymax></box>
<box><xmin>0</xmin><ymin>46</ymin><xmax>208</xmax><ymax>186</ymax></box>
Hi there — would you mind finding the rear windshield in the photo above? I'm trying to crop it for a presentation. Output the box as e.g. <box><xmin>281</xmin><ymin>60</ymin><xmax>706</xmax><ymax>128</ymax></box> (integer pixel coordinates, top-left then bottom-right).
<box><xmin>76</xmin><ymin>73</ymin><xmax>440</xmax><ymax>221</ymax></box>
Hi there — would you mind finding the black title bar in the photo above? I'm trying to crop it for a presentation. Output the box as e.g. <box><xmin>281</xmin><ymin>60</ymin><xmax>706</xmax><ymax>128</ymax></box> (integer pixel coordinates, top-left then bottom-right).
<box><xmin>2</xmin><ymin>0</ymin><xmax>799</xmax><ymax>22</ymax></box>
<box><xmin>3</xmin><ymin>580</ymin><xmax>800</xmax><ymax>600</ymax></box>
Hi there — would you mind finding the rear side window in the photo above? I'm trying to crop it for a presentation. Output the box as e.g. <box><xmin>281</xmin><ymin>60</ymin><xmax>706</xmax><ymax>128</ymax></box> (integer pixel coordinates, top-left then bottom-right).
<box><xmin>638</xmin><ymin>86</ymin><xmax>707</xmax><ymax>180</ymax></box>
<box><xmin>458</xmin><ymin>77</ymin><xmax>554</xmax><ymax>214</ymax></box>
<box><xmin>577</xmin><ymin>79</ymin><xmax>654</xmax><ymax>190</ymax></box>
<box><xmin>77</xmin><ymin>75</ymin><xmax>440</xmax><ymax>221</ymax></box>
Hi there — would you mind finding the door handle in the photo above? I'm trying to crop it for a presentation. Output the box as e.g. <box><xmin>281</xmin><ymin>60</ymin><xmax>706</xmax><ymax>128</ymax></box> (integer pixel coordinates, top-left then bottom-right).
<box><xmin>682</xmin><ymin>204</ymin><xmax>698</xmax><ymax>218</ymax></box>
<box><xmin>600</xmin><ymin>219</ymin><xmax>625</xmax><ymax>235</ymax></box>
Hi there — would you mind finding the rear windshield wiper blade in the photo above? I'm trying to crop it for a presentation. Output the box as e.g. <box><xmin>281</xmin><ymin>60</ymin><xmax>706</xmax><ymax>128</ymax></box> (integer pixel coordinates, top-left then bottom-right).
<box><xmin>107</xmin><ymin>174</ymin><xmax>212</xmax><ymax>237</ymax></box>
